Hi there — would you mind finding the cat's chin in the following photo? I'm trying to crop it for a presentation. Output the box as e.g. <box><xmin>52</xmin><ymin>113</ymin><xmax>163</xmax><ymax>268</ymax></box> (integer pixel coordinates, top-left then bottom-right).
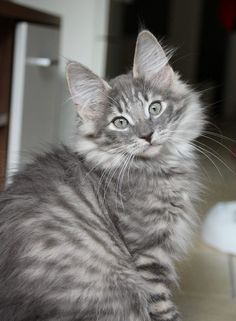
<box><xmin>137</xmin><ymin>144</ymin><xmax>163</xmax><ymax>158</ymax></box>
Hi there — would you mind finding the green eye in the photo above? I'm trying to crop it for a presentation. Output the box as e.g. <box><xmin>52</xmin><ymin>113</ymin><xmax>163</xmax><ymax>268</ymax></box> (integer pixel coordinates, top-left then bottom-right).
<box><xmin>113</xmin><ymin>117</ymin><xmax>129</xmax><ymax>129</ymax></box>
<box><xmin>149</xmin><ymin>101</ymin><xmax>162</xmax><ymax>116</ymax></box>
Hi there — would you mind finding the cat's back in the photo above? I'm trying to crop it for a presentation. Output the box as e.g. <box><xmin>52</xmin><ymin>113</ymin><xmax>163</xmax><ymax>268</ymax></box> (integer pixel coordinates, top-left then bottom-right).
<box><xmin>2</xmin><ymin>146</ymin><xmax>84</xmax><ymax>196</ymax></box>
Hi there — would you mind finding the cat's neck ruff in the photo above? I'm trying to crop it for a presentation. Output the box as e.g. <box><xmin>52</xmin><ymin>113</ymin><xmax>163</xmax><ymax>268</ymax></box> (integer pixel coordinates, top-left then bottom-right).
<box><xmin>75</xmin><ymin>139</ymin><xmax>197</xmax><ymax>180</ymax></box>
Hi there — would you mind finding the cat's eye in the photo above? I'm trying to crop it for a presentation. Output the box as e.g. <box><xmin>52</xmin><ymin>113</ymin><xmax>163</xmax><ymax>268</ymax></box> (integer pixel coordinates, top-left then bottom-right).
<box><xmin>113</xmin><ymin>117</ymin><xmax>129</xmax><ymax>129</ymax></box>
<box><xmin>149</xmin><ymin>101</ymin><xmax>162</xmax><ymax>116</ymax></box>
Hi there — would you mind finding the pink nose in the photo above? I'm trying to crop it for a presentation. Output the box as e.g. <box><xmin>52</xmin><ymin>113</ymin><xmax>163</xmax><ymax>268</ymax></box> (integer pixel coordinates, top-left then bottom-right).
<box><xmin>140</xmin><ymin>132</ymin><xmax>153</xmax><ymax>144</ymax></box>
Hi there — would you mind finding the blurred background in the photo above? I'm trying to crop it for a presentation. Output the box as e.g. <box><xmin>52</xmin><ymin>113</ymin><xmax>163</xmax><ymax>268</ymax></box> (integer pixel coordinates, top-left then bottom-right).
<box><xmin>0</xmin><ymin>0</ymin><xmax>236</xmax><ymax>320</ymax></box>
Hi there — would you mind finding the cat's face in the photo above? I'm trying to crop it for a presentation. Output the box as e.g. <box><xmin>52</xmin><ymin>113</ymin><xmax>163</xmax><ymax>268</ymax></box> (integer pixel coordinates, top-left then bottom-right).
<box><xmin>66</xmin><ymin>31</ymin><xmax>204</xmax><ymax>167</ymax></box>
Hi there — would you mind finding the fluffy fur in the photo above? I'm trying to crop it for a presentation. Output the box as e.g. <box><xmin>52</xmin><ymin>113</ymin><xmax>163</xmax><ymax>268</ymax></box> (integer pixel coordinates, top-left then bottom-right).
<box><xmin>0</xmin><ymin>31</ymin><xmax>204</xmax><ymax>321</ymax></box>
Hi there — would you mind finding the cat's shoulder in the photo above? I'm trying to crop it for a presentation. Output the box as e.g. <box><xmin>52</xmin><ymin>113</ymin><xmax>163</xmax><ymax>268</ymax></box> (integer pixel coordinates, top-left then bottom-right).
<box><xmin>1</xmin><ymin>145</ymin><xmax>85</xmax><ymax>198</ymax></box>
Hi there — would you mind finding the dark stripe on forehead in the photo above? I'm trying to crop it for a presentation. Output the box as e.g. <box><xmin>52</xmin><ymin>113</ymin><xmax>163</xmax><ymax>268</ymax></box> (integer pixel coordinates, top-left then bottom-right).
<box><xmin>112</xmin><ymin>97</ymin><xmax>123</xmax><ymax>113</ymax></box>
<box><xmin>114</xmin><ymin>102</ymin><xmax>123</xmax><ymax>113</ymax></box>
<box><xmin>121</xmin><ymin>93</ymin><xmax>129</xmax><ymax>109</ymax></box>
<box><xmin>143</xmin><ymin>91</ymin><xmax>148</xmax><ymax>101</ymax></box>
<box><xmin>120</xmin><ymin>94</ymin><xmax>129</xmax><ymax>112</ymax></box>
<box><xmin>129</xmin><ymin>88</ymin><xmax>142</xmax><ymax>106</ymax></box>
<box><xmin>110</xmin><ymin>95</ymin><xmax>123</xmax><ymax>113</ymax></box>
<box><xmin>136</xmin><ymin>91</ymin><xmax>144</xmax><ymax>107</ymax></box>
<box><xmin>109</xmin><ymin>87</ymin><xmax>124</xmax><ymax>113</ymax></box>
<box><xmin>138</xmin><ymin>82</ymin><xmax>149</xmax><ymax>101</ymax></box>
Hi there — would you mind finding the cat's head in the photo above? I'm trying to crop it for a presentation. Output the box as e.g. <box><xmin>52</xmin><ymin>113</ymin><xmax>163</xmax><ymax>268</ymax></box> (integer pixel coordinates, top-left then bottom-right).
<box><xmin>66</xmin><ymin>30</ymin><xmax>204</xmax><ymax>168</ymax></box>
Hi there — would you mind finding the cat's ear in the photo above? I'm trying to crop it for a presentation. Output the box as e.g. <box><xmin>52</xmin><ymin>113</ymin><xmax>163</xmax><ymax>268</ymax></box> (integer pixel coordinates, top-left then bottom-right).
<box><xmin>66</xmin><ymin>62</ymin><xmax>111</xmax><ymax>119</ymax></box>
<box><xmin>133</xmin><ymin>30</ymin><xmax>173</xmax><ymax>83</ymax></box>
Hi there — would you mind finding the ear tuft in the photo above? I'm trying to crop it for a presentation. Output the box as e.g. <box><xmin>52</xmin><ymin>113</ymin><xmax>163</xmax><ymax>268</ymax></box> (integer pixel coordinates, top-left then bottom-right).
<box><xmin>133</xmin><ymin>30</ymin><xmax>170</xmax><ymax>80</ymax></box>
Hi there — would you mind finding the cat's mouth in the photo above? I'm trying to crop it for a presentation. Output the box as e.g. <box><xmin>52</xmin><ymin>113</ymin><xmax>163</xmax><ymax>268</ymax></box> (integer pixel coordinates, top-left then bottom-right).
<box><xmin>135</xmin><ymin>142</ymin><xmax>163</xmax><ymax>158</ymax></box>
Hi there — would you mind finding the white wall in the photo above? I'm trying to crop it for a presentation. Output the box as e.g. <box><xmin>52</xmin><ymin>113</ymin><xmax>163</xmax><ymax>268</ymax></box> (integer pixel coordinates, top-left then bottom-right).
<box><xmin>13</xmin><ymin>0</ymin><xmax>110</xmax><ymax>143</ymax></box>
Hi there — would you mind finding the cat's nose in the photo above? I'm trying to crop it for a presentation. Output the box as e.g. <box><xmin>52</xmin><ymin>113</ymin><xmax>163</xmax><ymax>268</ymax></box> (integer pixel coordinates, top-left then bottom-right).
<box><xmin>140</xmin><ymin>132</ymin><xmax>154</xmax><ymax>144</ymax></box>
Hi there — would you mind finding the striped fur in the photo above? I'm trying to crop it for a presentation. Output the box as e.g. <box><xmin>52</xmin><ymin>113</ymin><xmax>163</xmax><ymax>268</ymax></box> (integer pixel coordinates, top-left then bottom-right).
<box><xmin>0</xmin><ymin>31</ymin><xmax>204</xmax><ymax>320</ymax></box>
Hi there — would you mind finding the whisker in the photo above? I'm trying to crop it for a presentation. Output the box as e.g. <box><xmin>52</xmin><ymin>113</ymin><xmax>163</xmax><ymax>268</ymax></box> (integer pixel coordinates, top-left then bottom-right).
<box><xmin>193</xmin><ymin>142</ymin><xmax>235</xmax><ymax>174</ymax></box>
<box><xmin>100</xmin><ymin>143</ymin><xmax>138</xmax><ymax>204</ymax></box>
<box><xmin>83</xmin><ymin>145</ymin><xmax>128</xmax><ymax>180</ymax></box>
<box><xmin>200</xmin><ymin>134</ymin><xmax>235</xmax><ymax>155</ymax></box>
<box><xmin>202</xmin><ymin>131</ymin><xmax>236</xmax><ymax>143</ymax></box>
<box><xmin>189</xmin><ymin>143</ymin><xmax>223</xmax><ymax>177</ymax></box>
<box><xmin>169</xmin><ymin>135</ymin><xmax>226</xmax><ymax>178</ymax></box>
<box><xmin>117</xmin><ymin>152</ymin><xmax>133</xmax><ymax>197</ymax></box>
<box><xmin>195</xmin><ymin>140</ymin><xmax>226</xmax><ymax>158</ymax></box>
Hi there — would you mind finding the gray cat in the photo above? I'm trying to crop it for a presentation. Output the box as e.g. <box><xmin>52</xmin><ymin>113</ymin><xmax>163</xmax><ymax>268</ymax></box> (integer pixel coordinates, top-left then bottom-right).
<box><xmin>0</xmin><ymin>31</ymin><xmax>204</xmax><ymax>321</ymax></box>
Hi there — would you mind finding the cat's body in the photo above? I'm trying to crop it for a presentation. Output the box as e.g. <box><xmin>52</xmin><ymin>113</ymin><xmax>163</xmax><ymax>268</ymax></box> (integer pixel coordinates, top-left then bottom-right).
<box><xmin>0</xmin><ymin>31</ymin><xmax>204</xmax><ymax>321</ymax></box>
<box><xmin>0</xmin><ymin>145</ymin><xmax>196</xmax><ymax>321</ymax></box>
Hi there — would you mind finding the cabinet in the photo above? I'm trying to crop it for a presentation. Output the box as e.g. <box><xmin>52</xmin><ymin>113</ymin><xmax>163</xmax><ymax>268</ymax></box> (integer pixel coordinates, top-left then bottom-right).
<box><xmin>0</xmin><ymin>1</ymin><xmax>60</xmax><ymax>189</ymax></box>
<box><xmin>7</xmin><ymin>22</ymin><xmax>59</xmax><ymax>178</ymax></box>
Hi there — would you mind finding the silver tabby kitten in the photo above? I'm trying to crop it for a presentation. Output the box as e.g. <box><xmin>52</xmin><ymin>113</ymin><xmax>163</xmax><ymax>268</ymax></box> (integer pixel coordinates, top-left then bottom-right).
<box><xmin>0</xmin><ymin>31</ymin><xmax>204</xmax><ymax>321</ymax></box>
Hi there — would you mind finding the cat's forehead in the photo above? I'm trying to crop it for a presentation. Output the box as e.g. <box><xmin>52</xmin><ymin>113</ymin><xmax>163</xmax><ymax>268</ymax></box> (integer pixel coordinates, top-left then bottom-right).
<box><xmin>108</xmin><ymin>74</ymin><xmax>152</xmax><ymax>115</ymax></box>
<box><xmin>110</xmin><ymin>74</ymin><xmax>146</xmax><ymax>101</ymax></box>
<box><xmin>108</xmin><ymin>74</ymin><xmax>165</xmax><ymax>121</ymax></box>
